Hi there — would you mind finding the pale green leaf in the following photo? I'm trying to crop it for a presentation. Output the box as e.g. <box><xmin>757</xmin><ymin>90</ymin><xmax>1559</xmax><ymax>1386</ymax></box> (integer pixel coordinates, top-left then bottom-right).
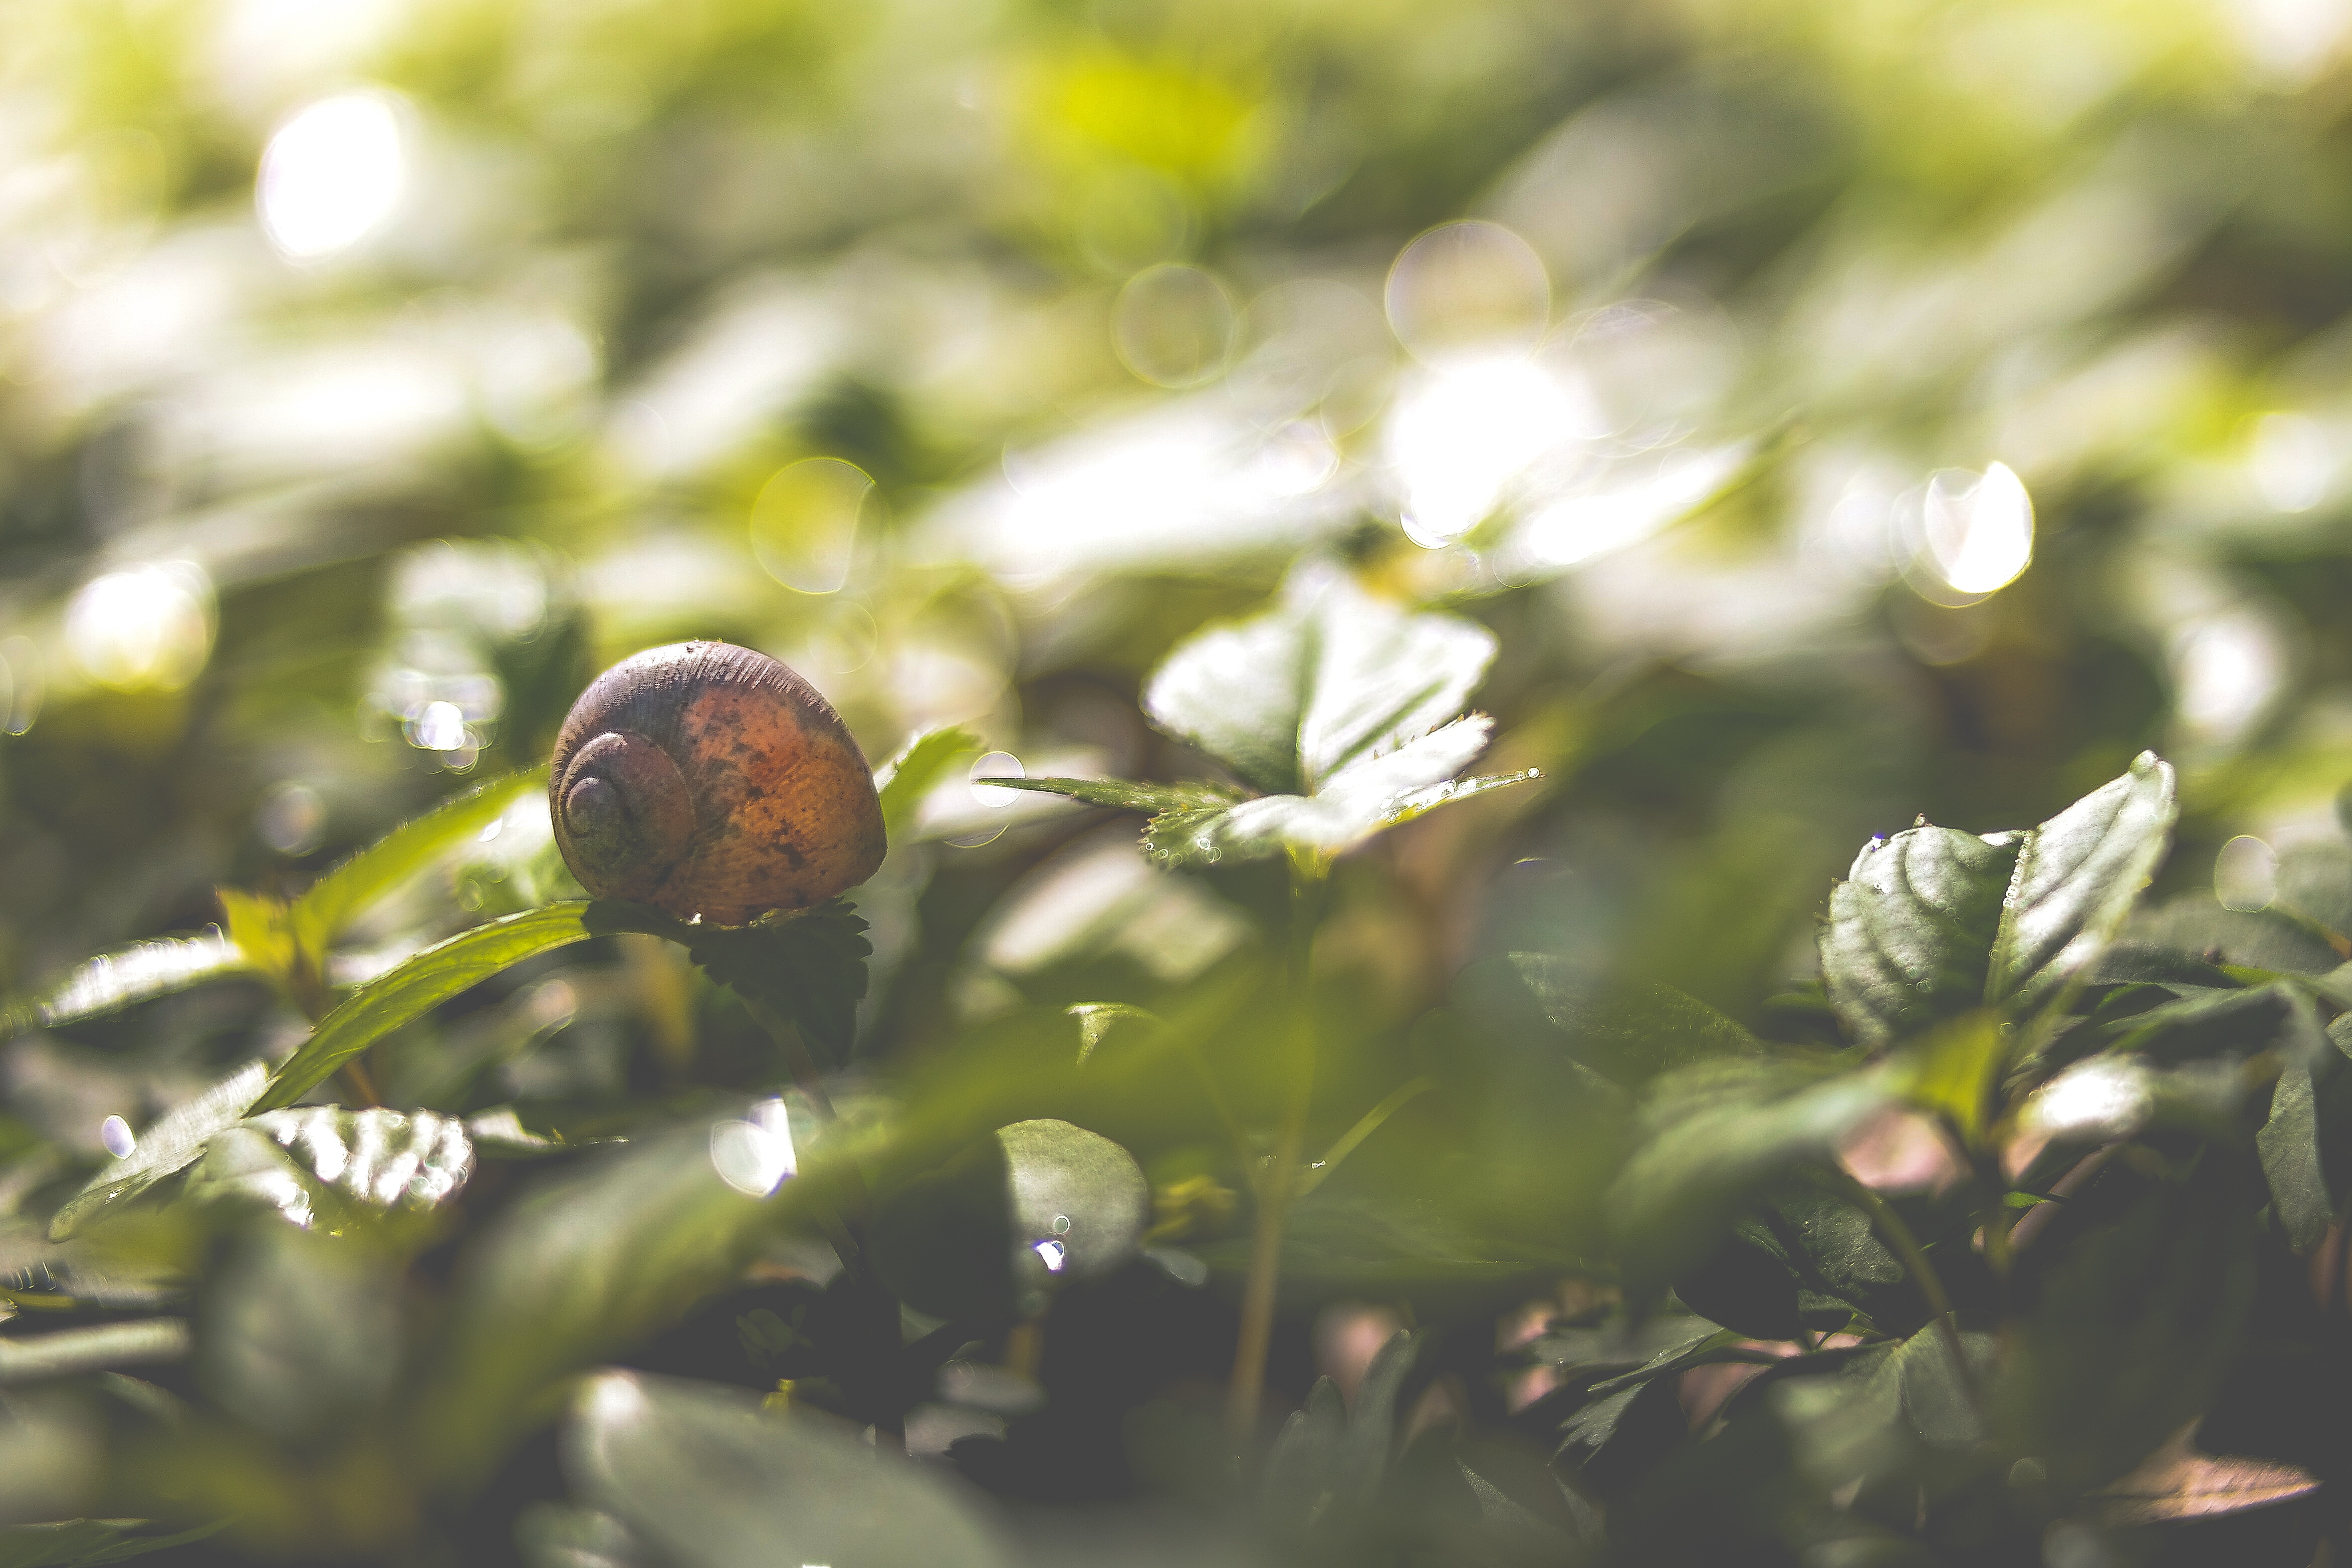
<box><xmin>183</xmin><ymin>1107</ymin><xmax>475</xmax><ymax>1227</ymax></box>
<box><xmin>1987</xmin><ymin>752</ymin><xmax>2177</xmax><ymax>1013</ymax></box>
<box><xmin>874</xmin><ymin>724</ymin><xmax>983</xmax><ymax>841</ymax></box>
<box><xmin>564</xmin><ymin>1371</ymin><xmax>1009</xmax><ymax>1568</ymax></box>
<box><xmin>289</xmin><ymin>769</ymin><xmax>543</xmax><ymax>956</ymax></box>
<box><xmin>1888</xmin><ymin>1011</ymin><xmax>2008</xmax><ymax>1146</ymax></box>
<box><xmin>0</xmin><ymin>1319</ymin><xmax>191</xmax><ymax>1384</ymax></box>
<box><xmin>49</xmin><ymin>1062</ymin><xmax>270</xmax><ymax>1240</ymax></box>
<box><xmin>1142</xmin><ymin>570</ymin><xmax>1496</xmax><ymax>795</ymax></box>
<box><xmin>0</xmin><ymin>931</ymin><xmax>248</xmax><ymax>1040</ymax></box>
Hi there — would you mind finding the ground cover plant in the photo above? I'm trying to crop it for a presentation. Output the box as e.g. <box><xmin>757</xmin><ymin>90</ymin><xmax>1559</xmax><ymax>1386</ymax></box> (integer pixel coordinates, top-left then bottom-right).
<box><xmin>6</xmin><ymin>585</ymin><xmax>2352</xmax><ymax>1566</ymax></box>
<box><xmin>18</xmin><ymin>0</ymin><xmax>2352</xmax><ymax>1564</ymax></box>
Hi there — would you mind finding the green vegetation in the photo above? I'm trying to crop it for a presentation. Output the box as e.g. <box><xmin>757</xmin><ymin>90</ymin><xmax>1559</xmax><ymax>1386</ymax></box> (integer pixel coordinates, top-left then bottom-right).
<box><xmin>8</xmin><ymin>0</ymin><xmax>2352</xmax><ymax>1562</ymax></box>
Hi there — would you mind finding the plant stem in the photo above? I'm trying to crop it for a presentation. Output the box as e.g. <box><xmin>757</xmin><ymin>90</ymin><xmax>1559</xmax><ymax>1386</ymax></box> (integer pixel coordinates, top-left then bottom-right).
<box><xmin>1226</xmin><ymin>855</ymin><xmax>1325</xmax><ymax>1442</ymax></box>
<box><xmin>1295</xmin><ymin>1076</ymin><xmax>1433</xmax><ymax>1199</ymax></box>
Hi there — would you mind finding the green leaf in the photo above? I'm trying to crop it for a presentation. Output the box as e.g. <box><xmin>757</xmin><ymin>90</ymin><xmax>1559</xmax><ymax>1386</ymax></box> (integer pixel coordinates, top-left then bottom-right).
<box><xmin>2131</xmin><ymin>892</ymin><xmax>2343</xmax><ymax>976</ymax></box>
<box><xmin>0</xmin><ymin>931</ymin><xmax>249</xmax><ymax>1040</ymax></box>
<box><xmin>1463</xmin><ymin>956</ymin><xmax>1766</xmax><ymax>1087</ymax></box>
<box><xmin>1820</xmin><ymin>824</ymin><xmax>2021</xmax><ymax>1047</ymax></box>
<box><xmin>873</xmin><ymin>724</ymin><xmax>982</xmax><ymax>841</ymax></box>
<box><xmin>2256</xmin><ymin>990</ymin><xmax>2339</xmax><ymax>1253</ymax></box>
<box><xmin>1820</xmin><ymin>756</ymin><xmax>2176</xmax><ymax>1045</ymax></box>
<box><xmin>182</xmin><ymin>1106</ymin><xmax>475</xmax><ymax>1230</ymax></box>
<box><xmin>1066</xmin><ymin>1002</ymin><xmax>1165</xmax><ymax>1064</ymax></box>
<box><xmin>1986</xmin><ymin>751</ymin><xmax>2177</xmax><ymax>1014</ymax></box>
<box><xmin>563</xmin><ymin>1371</ymin><xmax>1010</xmax><ymax>1568</ymax></box>
<box><xmin>288</xmin><ymin>769</ymin><xmax>543</xmax><ymax>956</ymax></box>
<box><xmin>1887</xmin><ymin>1011</ymin><xmax>2007</xmax><ymax>1146</ymax></box>
<box><xmin>1266</xmin><ymin>1330</ymin><xmax>1428</xmax><ymax>1525</ymax></box>
<box><xmin>217</xmin><ymin>888</ymin><xmax>300</xmax><ymax>995</ymax></box>
<box><xmin>1678</xmin><ymin>1184</ymin><xmax>1925</xmax><ymax>1338</ymax></box>
<box><xmin>0</xmin><ymin>1319</ymin><xmax>191</xmax><ymax>1384</ymax></box>
<box><xmin>253</xmin><ymin>902</ymin><xmax>671</xmax><ymax>1113</ymax></box>
<box><xmin>1886</xmin><ymin>1323</ymin><xmax>1989</xmax><ymax>1449</ymax></box>
<box><xmin>1996</xmin><ymin>1152</ymin><xmax>2258</xmax><ymax>1502</ymax></box>
<box><xmin>674</xmin><ymin>901</ymin><xmax>873</xmax><ymax>1065</ymax></box>
<box><xmin>872</xmin><ymin>1120</ymin><xmax>1150</xmax><ymax>1322</ymax></box>
<box><xmin>49</xmin><ymin>1061</ymin><xmax>270</xmax><ymax>1240</ymax></box>
<box><xmin>2273</xmin><ymin>838</ymin><xmax>2352</xmax><ymax>940</ymax></box>
<box><xmin>1144</xmin><ymin>570</ymin><xmax>1498</xmax><ymax>795</ymax></box>
<box><xmin>1003</xmin><ymin>576</ymin><xmax>1525</xmax><ymax>866</ymax></box>
<box><xmin>1607</xmin><ymin>1062</ymin><xmax>1890</xmax><ymax>1296</ymax></box>
<box><xmin>0</xmin><ymin>1519</ymin><xmax>229</xmax><ymax>1568</ymax></box>
<box><xmin>416</xmin><ymin>1125</ymin><xmax>816</xmax><ymax>1484</ymax></box>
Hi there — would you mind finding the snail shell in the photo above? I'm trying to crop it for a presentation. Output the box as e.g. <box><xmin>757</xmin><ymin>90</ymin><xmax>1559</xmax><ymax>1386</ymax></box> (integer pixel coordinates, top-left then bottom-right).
<box><xmin>549</xmin><ymin>642</ymin><xmax>886</xmax><ymax>924</ymax></box>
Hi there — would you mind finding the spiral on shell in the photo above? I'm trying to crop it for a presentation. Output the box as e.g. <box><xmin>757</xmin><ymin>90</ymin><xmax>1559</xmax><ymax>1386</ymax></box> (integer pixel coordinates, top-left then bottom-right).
<box><xmin>548</xmin><ymin>642</ymin><xmax>886</xmax><ymax>924</ymax></box>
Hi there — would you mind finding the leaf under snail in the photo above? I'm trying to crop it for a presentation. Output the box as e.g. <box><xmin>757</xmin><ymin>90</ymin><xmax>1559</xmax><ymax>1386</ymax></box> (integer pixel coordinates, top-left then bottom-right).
<box><xmin>549</xmin><ymin>642</ymin><xmax>887</xmax><ymax>925</ymax></box>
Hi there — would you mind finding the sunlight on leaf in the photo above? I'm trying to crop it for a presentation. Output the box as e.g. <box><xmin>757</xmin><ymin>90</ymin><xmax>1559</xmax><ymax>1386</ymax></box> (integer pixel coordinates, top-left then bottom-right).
<box><xmin>254</xmin><ymin>903</ymin><xmax>670</xmax><ymax>1113</ymax></box>
<box><xmin>874</xmin><ymin>724</ymin><xmax>983</xmax><ymax>842</ymax></box>
<box><xmin>49</xmin><ymin>1061</ymin><xmax>270</xmax><ymax>1240</ymax></box>
<box><xmin>1987</xmin><ymin>752</ymin><xmax>2177</xmax><ymax>1014</ymax></box>
<box><xmin>1888</xmin><ymin>1012</ymin><xmax>2006</xmax><ymax>1147</ymax></box>
<box><xmin>0</xmin><ymin>931</ymin><xmax>248</xmax><ymax>1041</ymax></box>
<box><xmin>564</xmin><ymin>1371</ymin><xmax>1009</xmax><ymax>1567</ymax></box>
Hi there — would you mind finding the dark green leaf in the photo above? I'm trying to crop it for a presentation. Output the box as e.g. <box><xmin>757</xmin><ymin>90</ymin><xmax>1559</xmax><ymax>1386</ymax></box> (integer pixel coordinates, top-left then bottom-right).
<box><xmin>1821</xmin><ymin>824</ymin><xmax>2020</xmax><ymax>1047</ymax></box>
<box><xmin>2257</xmin><ymin>990</ymin><xmax>2338</xmax><ymax>1252</ymax></box>
<box><xmin>0</xmin><ymin>932</ymin><xmax>249</xmax><ymax>1041</ymax></box>
<box><xmin>1996</xmin><ymin>1153</ymin><xmax>2258</xmax><ymax>1501</ymax></box>
<box><xmin>49</xmin><ymin>1061</ymin><xmax>269</xmax><ymax>1240</ymax></box>
<box><xmin>254</xmin><ymin>902</ymin><xmax>670</xmax><ymax>1113</ymax></box>
<box><xmin>2087</xmin><ymin>942</ymin><xmax>2238</xmax><ymax>990</ymax></box>
<box><xmin>1454</xmin><ymin>955</ymin><xmax>1763</xmax><ymax>1088</ymax></box>
<box><xmin>874</xmin><ymin>724</ymin><xmax>982</xmax><ymax>841</ymax></box>
<box><xmin>416</xmin><ymin>1126</ymin><xmax>812</xmax><ymax>1484</ymax></box>
<box><xmin>677</xmin><ymin>901</ymin><xmax>872</xmax><ymax>1065</ymax></box>
<box><xmin>1987</xmin><ymin>752</ymin><xmax>2177</xmax><ymax>1013</ymax></box>
<box><xmin>2129</xmin><ymin>892</ymin><xmax>2340</xmax><ymax>976</ymax></box>
<box><xmin>1888</xmin><ymin>1324</ymin><xmax>1989</xmax><ymax>1448</ymax></box>
<box><xmin>1338</xmin><ymin>1329</ymin><xmax>1425</xmax><ymax>1503</ymax></box>
<box><xmin>1607</xmin><ymin>1063</ymin><xmax>1890</xmax><ymax>1296</ymax></box>
<box><xmin>563</xmin><ymin>1370</ymin><xmax>1009</xmax><ymax>1568</ymax></box>
<box><xmin>2273</xmin><ymin>838</ymin><xmax>2352</xmax><ymax>940</ymax></box>
<box><xmin>997</xmin><ymin>1119</ymin><xmax>1150</xmax><ymax>1288</ymax></box>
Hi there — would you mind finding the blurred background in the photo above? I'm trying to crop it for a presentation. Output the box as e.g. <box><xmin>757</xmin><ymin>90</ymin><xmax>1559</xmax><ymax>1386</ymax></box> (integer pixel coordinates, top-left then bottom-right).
<box><xmin>6</xmin><ymin>0</ymin><xmax>2352</xmax><ymax>1532</ymax></box>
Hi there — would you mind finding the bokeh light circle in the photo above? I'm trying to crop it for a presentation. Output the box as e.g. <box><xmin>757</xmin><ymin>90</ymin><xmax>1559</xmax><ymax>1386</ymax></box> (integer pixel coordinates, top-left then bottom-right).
<box><xmin>1384</xmin><ymin>220</ymin><xmax>1551</xmax><ymax>363</ymax></box>
<box><xmin>750</xmin><ymin>457</ymin><xmax>874</xmax><ymax>595</ymax></box>
<box><xmin>1113</xmin><ymin>264</ymin><xmax>1237</xmax><ymax>389</ymax></box>
<box><xmin>256</xmin><ymin>89</ymin><xmax>407</xmax><ymax>260</ymax></box>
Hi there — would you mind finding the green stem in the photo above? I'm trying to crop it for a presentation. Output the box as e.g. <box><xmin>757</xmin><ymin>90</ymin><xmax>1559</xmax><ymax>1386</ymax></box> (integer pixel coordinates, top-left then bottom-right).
<box><xmin>1226</xmin><ymin>855</ymin><xmax>1325</xmax><ymax>1442</ymax></box>
<box><xmin>1295</xmin><ymin>1077</ymin><xmax>1434</xmax><ymax>1199</ymax></box>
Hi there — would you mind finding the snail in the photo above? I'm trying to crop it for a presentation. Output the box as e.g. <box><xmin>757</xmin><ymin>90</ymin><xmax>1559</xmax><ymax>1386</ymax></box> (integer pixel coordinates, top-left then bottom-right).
<box><xmin>548</xmin><ymin>641</ymin><xmax>886</xmax><ymax>925</ymax></box>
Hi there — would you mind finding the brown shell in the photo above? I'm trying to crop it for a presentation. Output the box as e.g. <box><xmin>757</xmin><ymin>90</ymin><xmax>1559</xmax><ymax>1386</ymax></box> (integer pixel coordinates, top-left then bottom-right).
<box><xmin>548</xmin><ymin>642</ymin><xmax>886</xmax><ymax>924</ymax></box>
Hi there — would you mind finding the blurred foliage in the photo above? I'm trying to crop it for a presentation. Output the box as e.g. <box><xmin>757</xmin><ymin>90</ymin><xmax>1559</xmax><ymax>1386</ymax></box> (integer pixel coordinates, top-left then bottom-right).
<box><xmin>7</xmin><ymin>0</ymin><xmax>2352</xmax><ymax>1561</ymax></box>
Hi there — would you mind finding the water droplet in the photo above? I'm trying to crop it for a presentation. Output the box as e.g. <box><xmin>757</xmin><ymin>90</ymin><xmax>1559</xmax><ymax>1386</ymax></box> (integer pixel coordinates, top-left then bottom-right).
<box><xmin>1049</xmin><ymin>1214</ymin><xmax>1071</xmax><ymax>1234</ymax></box>
<box><xmin>99</xmin><ymin>1115</ymin><xmax>135</xmax><ymax>1160</ymax></box>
